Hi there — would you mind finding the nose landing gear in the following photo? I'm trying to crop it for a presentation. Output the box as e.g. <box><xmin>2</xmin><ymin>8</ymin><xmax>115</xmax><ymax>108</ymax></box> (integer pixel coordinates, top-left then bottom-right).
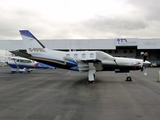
<box><xmin>126</xmin><ymin>73</ymin><xmax>132</xmax><ymax>81</ymax></box>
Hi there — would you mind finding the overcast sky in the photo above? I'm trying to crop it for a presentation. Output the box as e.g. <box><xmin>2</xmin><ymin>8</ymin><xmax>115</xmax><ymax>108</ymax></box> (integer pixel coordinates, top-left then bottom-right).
<box><xmin>0</xmin><ymin>0</ymin><xmax>160</xmax><ymax>40</ymax></box>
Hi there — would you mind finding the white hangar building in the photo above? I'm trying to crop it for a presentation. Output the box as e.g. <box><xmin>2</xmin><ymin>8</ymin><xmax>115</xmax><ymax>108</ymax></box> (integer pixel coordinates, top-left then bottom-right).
<box><xmin>0</xmin><ymin>38</ymin><xmax>160</xmax><ymax>65</ymax></box>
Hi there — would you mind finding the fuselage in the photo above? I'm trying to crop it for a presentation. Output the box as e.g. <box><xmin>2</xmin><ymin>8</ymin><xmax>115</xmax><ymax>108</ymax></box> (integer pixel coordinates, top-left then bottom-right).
<box><xmin>26</xmin><ymin>49</ymin><xmax>145</xmax><ymax>72</ymax></box>
<box><xmin>7</xmin><ymin>57</ymin><xmax>55</xmax><ymax>69</ymax></box>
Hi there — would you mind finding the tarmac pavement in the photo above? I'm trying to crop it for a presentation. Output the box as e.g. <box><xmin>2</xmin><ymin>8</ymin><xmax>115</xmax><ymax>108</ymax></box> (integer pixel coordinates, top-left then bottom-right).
<box><xmin>0</xmin><ymin>66</ymin><xmax>160</xmax><ymax>120</ymax></box>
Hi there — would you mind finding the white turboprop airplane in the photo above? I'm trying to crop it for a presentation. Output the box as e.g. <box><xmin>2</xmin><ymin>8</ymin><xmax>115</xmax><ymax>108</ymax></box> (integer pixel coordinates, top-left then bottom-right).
<box><xmin>10</xmin><ymin>30</ymin><xmax>150</xmax><ymax>82</ymax></box>
<box><xmin>1</xmin><ymin>56</ymin><xmax>55</xmax><ymax>73</ymax></box>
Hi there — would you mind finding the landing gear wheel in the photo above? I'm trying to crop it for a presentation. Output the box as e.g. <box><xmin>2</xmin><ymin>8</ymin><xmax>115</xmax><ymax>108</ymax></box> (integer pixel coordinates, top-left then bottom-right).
<box><xmin>87</xmin><ymin>81</ymin><xmax>94</xmax><ymax>83</ymax></box>
<box><xmin>126</xmin><ymin>76</ymin><xmax>132</xmax><ymax>81</ymax></box>
<box><xmin>87</xmin><ymin>74</ymin><xmax>95</xmax><ymax>83</ymax></box>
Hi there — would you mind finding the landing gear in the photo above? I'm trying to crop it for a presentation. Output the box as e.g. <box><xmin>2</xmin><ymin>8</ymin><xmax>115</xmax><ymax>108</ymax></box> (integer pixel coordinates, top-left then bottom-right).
<box><xmin>87</xmin><ymin>63</ymin><xmax>96</xmax><ymax>83</ymax></box>
<box><xmin>11</xmin><ymin>68</ymin><xmax>17</xmax><ymax>73</ymax></box>
<box><xmin>126</xmin><ymin>73</ymin><xmax>132</xmax><ymax>81</ymax></box>
<box><xmin>87</xmin><ymin>69</ymin><xmax>96</xmax><ymax>83</ymax></box>
<box><xmin>126</xmin><ymin>76</ymin><xmax>132</xmax><ymax>81</ymax></box>
<box><xmin>87</xmin><ymin>81</ymin><xmax>95</xmax><ymax>83</ymax></box>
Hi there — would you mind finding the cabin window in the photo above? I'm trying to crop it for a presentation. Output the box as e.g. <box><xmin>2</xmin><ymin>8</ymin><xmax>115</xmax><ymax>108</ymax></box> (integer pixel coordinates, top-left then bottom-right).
<box><xmin>20</xmin><ymin>60</ymin><xmax>23</xmax><ymax>63</ymax></box>
<box><xmin>20</xmin><ymin>60</ymin><xmax>26</xmax><ymax>63</ymax></box>
<box><xmin>27</xmin><ymin>60</ymin><xmax>32</xmax><ymax>63</ymax></box>
<box><xmin>74</xmin><ymin>54</ymin><xmax>78</xmax><ymax>58</ymax></box>
<box><xmin>90</xmin><ymin>53</ymin><xmax>94</xmax><ymax>58</ymax></box>
<box><xmin>82</xmin><ymin>53</ymin><xmax>86</xmax><ymax>58</ymax></box>
<box><xmin>66</xmin><ymin>54</ymin><xmax>70</xmax><ymax>58</ymax></box>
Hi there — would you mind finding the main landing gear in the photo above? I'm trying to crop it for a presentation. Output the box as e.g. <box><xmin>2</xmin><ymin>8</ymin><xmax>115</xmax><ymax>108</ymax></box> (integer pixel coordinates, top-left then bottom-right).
<box><xmin>87</xmin><ymin>63</ymin><xmax>96</xmax><ymax>83</ymax></box>
<box><xmin>87</xmin><ymin>69</ymin><xmax>96</xmax><ymax>83</ymax></box>
<box><xmin>126</xmin><ymin>73</ymin><xmax>132</xmax><ymax>81</ymax></box>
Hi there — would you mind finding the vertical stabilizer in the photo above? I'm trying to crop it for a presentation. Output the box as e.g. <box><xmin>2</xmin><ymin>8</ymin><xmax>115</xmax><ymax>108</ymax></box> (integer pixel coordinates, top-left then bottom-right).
<box><xmin>19</xmin><ymin>30</ymin><xmax>46</xmax><ymax>53</ymax></box>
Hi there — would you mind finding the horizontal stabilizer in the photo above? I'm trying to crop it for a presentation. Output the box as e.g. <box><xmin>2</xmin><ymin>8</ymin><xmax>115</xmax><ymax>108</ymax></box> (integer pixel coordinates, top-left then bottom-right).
<box><xmin>9</xmin><ymin>50</ymin><xmax>31</xmax><ymax>58</ymax></box>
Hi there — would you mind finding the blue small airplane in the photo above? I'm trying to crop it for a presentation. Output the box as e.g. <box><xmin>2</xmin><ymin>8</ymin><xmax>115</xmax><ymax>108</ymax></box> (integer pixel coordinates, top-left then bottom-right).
<box><xmin>6</xmin><ymin>56</ymin><xmax>55</xmax><ymax>73</ymax></box>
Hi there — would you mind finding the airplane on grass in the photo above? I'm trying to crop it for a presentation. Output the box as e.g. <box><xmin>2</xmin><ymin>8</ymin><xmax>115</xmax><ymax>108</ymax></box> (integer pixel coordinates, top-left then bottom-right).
<box><xmin>0</xmin><ymin>56</ymin><xmax>55</xmax><ymax>73</ymax></box>
<box><xmin>10</xmin><ymin>30</ymin><xmax>150</xmax><ymax>82</ymax></box>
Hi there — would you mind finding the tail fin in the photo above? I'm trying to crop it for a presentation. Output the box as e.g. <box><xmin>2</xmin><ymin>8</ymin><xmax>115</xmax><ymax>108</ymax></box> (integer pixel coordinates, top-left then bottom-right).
<box><xmin>19</xmin><ymin>30</ymin><xmax>46</xmax><ymax>53</ymax></box>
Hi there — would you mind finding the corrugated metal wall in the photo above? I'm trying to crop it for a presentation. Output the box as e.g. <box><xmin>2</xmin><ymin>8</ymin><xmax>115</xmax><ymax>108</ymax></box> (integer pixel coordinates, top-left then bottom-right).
<box><xmin>0</xmin><ymin>39</ymin><xmax>116</xmax><ymax>50</ymax></box>
<box><xmin>0</xmin><ymin>38</ymin><xmax>160</xmax><ymax>50</ymax></box>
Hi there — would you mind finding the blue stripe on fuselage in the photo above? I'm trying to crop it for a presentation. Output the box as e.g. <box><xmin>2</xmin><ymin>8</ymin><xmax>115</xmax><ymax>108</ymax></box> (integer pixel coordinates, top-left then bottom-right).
<box><xmin>29</xmin><ymin>57</ymin><xmax>78</xmax><ymax>67</ymax></box>
<box><xmin>27</xmin><ymin>57</ymin><xmax>78</xmax><ymax>70</ymax></box>
<box><xmin>65</xmin><ymin>58</ymin><xmax>77</xmax><ymax>65</ymax></box>
<box><xmin>8</xmin><ymin>63</ymin><xmax>55</xmax><ymax>69</ymax></box>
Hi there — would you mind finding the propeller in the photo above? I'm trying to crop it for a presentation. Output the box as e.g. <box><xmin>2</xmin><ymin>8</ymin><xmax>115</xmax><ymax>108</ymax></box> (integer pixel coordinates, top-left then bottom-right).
<box><xmin>140</xmin><ymin>52</ymin><xmax>149</xmax><ymax>75</ymax></box>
